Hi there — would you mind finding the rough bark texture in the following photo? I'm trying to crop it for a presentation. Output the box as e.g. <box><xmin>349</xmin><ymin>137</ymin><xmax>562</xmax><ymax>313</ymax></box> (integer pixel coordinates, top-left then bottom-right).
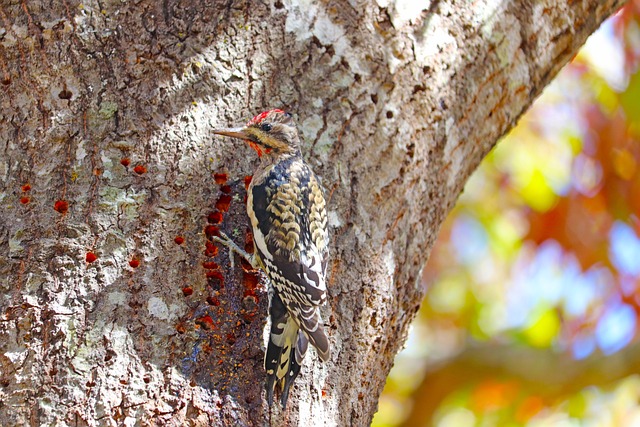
<box><xmin>0</xmin><ymin>0</ymin><xmax>625</xmax><ymax>426</ymax></box>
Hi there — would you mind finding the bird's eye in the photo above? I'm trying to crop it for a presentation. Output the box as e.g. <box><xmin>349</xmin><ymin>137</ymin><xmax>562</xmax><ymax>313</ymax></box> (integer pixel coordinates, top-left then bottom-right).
<box><xmin>261</xmin><ymin>123</ymin><xmax>272</xmax><ymax>132</ymax></box>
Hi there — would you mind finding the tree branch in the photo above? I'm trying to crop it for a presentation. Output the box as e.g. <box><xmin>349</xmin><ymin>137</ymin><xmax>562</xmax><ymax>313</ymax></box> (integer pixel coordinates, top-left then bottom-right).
<box><xmin>406</xmin><ymin>340</ymin><xmax>640</xmax><ymax>425</ymax></box>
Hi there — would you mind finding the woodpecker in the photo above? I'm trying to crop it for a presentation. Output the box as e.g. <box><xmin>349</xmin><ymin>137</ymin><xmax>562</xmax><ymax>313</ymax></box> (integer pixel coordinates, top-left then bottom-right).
<box><xmin>212</xmin><ymin>109</ymin><xmax>330</xmax><ymax>408</ymax></box>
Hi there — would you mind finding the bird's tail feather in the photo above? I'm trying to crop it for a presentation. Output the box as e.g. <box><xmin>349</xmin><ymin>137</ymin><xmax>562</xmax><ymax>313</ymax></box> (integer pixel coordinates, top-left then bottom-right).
<box><xmin>265</xmin><ymin>293</ymin><xmax>307</xmax><ymax>408</ymax></box>
<box><xmin>298</xmin><ymin>305</ymin><xmax>330</xmax><ymax>362</ymax></box>
<box><xmin>265</xmin><ymin>294</ymin><xmax>330</xmax><ymax>407</ymax></box>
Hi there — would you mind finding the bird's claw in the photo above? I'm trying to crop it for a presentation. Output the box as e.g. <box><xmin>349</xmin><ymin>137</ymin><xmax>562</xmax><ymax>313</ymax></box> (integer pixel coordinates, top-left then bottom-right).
<box><xmin>212</xmin><ymin>232</ymin><xmax>257</xmax><ymax>269</ymax></box>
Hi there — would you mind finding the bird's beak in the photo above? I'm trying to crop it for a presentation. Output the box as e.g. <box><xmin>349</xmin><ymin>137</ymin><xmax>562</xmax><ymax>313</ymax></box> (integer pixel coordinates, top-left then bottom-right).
<box><xmin>212</xmin><ymin>127</ymin><xmax>249</xmax><ymax>140</ymax></box>
<box><xmin>213</xmin><ymin>125</ymin><xmax>267</xmax><ymax>158</ymax></box>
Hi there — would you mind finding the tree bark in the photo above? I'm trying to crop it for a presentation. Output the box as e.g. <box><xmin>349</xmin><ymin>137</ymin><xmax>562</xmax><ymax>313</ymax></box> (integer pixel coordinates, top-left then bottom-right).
<box><xmin>0</xmin><ymin>0</ymin><xmax>625</xmax><ymax>426</ymax></box>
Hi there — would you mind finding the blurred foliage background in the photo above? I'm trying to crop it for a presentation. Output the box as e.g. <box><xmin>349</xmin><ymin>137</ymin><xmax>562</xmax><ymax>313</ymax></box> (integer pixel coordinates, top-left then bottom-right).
<box><xmin>373</xmin><ymin>3</ymin><xmax>640</xmax><ymax>426</ymax></box>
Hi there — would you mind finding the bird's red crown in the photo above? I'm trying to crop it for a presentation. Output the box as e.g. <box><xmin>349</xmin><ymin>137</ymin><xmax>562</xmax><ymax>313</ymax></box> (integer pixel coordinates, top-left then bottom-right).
<box><xmin>247</xmin><ymin>109</ymin><xmax>285</xmax><ymax>126</ymax></box>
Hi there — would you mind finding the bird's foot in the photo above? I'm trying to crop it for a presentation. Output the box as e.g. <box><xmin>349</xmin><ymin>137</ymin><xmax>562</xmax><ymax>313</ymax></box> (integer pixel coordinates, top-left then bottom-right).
<box><xmin>212</xmin><ymin>232</ymin><xmax>259</xmax><ymax>269</ymax></box>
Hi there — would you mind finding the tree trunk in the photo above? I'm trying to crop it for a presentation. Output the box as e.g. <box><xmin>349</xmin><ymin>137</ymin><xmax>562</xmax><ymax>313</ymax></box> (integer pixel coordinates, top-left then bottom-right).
<box><xmin>0</xmin><ymin>1</ymin><xmax>625</xmax><ymax>426</ymax></box>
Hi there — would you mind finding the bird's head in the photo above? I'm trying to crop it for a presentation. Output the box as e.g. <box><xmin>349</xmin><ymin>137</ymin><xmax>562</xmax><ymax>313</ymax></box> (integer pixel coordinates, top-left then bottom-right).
<box><xmin>213</xmin><ymin>109</ymin><xmax>301</xmax><ymax>158</ymax></box>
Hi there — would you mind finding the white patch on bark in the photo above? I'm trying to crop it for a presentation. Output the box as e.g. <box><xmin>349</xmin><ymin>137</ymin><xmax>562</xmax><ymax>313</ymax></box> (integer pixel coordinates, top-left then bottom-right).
<box><xmin>284</xmin><ymin>0</ymin><xmax>316</xmax><ymax>40</ymax></box>
<box><xmin>413</xmin><ymin>14</ymin><xmax>457</xmax><ymax>70</ymax></box>
<box><xmin>386</xmin><ymin>0</ymin><xmax>432</xmax><ymax>29</ymax></box>
<box><xmin>75</xmin><ymin>141</ymin><xmax>87</xmax><ymax>162</ymax></box>
<box><xmin>4</xmin><ymin>347</ymin><xmax>28</xmax><ymax>366</ymax></box>
<box><xmin>302</xmin><ymin>114</ymin><xmax>324</xmax><ymax>141</ymax></box>
<box><xmin>444</xmin><ymin>116</ymin><xmax>464</xmax><ymax>188</ymax></box>
<box><xmin>297</xmin><ymin>361</ymin><xmax>331</xmax><ymax>425</ymax></box>
<box><xmin>148</xmin><ymin>297</ymin><xmax>170</xmax><ymax>320</ymax></box>
<box><xmin>327</xmin><ymin>211</ymin><xmax>342</xmax><ymax>228</ymax></box>
<box><xmin>284</xmin><ymin>0</ymin><xmax>368</xmax><ymax>75</ymax></box>
<box><xmin>100</xmin><ymin>152</ymin><xmax>114</xmax><ymax>171</ymax></box>
<box><xmin>383</xmin><ymin>242</ymin><xmax>396</xmax><ymax>279</ymax></box>
<box><xmin>98</xmin><ymin>186</ymin><xmax>146</xmax><ymax>220</ymax></box>
<box><xmin>0</xmin><ymin>158</ymin><xmax>7</xmax><ymax>182</ymax></box>
<box><xmin>0</xmin><ymin>27</ymin><xmax>19</xmax><ymax>48</ymax></box>
<box><xmin>108</xmin><ymin>292</ymin><xmax>128</xmax><ymax>306</ymax></box>
<box><xmin>478</xmin><ymin>0</ymin><xmax>509</xmax><ymax>35</ymax></box>
<box><xmin>353</xmin><ymin>225</ymin><xmax>367</xmax><ymax>245</ymax></box>
<box><xmin>314</xmin><ymin>14</ymin><xmax>345</xmax><ymax>48</ymax></box>
<box><xmin>313</xmin><ymin>120</ymin><xmax>342</xmax><ymax>159</ymax></box>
